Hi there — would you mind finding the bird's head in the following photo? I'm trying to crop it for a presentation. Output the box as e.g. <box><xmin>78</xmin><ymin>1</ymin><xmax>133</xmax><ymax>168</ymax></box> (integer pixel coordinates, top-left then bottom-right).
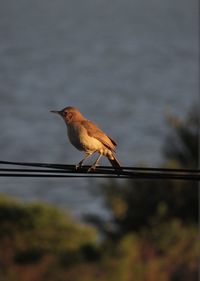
<box><xmin>50</xmin><ymin>106</ymin><xmax>84</xmax><ymax>124</ymax></box>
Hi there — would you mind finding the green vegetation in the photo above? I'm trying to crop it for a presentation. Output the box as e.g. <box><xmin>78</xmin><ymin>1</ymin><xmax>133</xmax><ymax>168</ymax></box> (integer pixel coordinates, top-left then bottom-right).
<box><xmin>0</xmin><ymin>197</ymin><xmax>97</xmax><ymax>281</ymax></box>
<box><xmin>86</xmin><ymin>107</ymin><xmax>198</xmax><ymax>239</ymax></box>
<box><xmin>0</xmin><ymin>107</ymin><xmax>199</xmax><ymax>281</ymax></box>
<box><xmin>164</xmin><ymin>105</ymin><xmax>198</xmax><ymax>169</ymax></box>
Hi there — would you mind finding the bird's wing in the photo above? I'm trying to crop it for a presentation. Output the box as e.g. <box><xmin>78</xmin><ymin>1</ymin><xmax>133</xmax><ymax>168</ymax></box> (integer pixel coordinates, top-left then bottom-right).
<box><xmin>81</xmin><ymin>120</ymin><xmax>117</xmax><ymax>151</ymax></box>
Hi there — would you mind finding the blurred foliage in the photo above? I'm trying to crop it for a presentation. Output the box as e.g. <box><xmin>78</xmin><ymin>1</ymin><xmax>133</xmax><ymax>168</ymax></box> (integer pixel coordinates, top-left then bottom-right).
<box><xmin>112</xmin><ymin>220</ymin><xmax>199</xmax><ymax>281</ymax></box>
<box><xmin>86</xmin><ymin>107</ymin><xmax>198</xmax><ymax>239</ymax></box>
<box><xmin>164</xmin><ymin>105</ymin><xmax>199</xmax><ymax>169</ymax></box>
<box><xmin>1</xmin><ymin>216</ymin><xmax>197</xmax><ymax>281</ymax></box>
<box><xmin>0</xmin><ymin>195</ymin><xmax>97</xmax><ymax>280</ymax></box>
<box><xmin>89</xmin><ymin>177</ymin><xmax>198</xmax><ymax>239</ymax></box>
<box><xmin>0</xmin><ymin>106</ymin><xmax>199</xmax><ymax>281</ymax></box>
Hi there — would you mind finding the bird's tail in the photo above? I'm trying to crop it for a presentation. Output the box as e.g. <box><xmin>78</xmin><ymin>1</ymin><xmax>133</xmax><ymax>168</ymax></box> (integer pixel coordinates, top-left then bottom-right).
<box><xmin>108</xmin><ymin>153</ymin><xmax>122</xmax><ymax>175</ymax></box>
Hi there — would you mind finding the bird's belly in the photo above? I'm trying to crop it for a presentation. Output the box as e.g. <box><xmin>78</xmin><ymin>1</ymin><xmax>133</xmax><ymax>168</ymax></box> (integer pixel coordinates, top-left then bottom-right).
<box><xmin>81</xmin><ymin>134</ymin><xmax>103</xmax><ymax>152</ymax></box>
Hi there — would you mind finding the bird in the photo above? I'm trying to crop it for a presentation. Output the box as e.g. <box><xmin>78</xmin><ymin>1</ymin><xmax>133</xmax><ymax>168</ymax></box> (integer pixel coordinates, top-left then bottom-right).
<box><xmin>50</xmin><ymin>106</ymin><xmax>121</xmax><ymax>173</ymax></box>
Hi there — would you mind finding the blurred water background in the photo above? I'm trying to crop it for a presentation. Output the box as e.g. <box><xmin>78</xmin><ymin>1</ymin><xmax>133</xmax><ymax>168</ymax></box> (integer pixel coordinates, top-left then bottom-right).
<box><xmin>0</xmin><ymin>0</ymin><xmax>198</xmax><ymax>218</ymax></box>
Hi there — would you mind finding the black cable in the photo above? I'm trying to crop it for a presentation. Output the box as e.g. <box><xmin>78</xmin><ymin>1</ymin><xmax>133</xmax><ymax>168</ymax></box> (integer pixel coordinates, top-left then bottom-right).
<box><xmin>0</xmin><ymin>160</ymin><xmax>199</xmax><ymax>173</ymax></box>
<box><xmin>0</xmin><ymin>161</ymin><xmax>200</xmax><ymax>181</ymax></box>
<box><xmin>0</xmin><ymin>173</ymin><xmax>128</xmax><ymax>179</ymax></box>
<box><xmin>0</xmin><ymin>171</ymin><xmax>199</xmax><ymax>180</ymax></box>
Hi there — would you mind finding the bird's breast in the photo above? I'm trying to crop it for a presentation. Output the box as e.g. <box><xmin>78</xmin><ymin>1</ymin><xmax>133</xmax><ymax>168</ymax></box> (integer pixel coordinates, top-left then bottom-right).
<box><xmin>67</xmin><ymin>123</ymin><xmax>103</xmax><ymax>152</ymax></box>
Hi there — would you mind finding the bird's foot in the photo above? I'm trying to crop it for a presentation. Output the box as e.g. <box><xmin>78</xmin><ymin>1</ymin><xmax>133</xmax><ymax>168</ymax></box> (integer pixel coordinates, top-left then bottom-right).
<box><xmin>75</xmin><ymin>163</ymin><xmax>82</xmax><ymax>171</ymax></box>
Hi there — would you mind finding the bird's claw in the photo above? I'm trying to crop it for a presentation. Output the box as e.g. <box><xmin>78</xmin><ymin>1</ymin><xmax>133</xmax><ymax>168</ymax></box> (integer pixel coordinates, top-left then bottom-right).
<box><xmin>75</xmin><ymin>164</ymin><xmax>82</xmax><ymax>171</ymax></box>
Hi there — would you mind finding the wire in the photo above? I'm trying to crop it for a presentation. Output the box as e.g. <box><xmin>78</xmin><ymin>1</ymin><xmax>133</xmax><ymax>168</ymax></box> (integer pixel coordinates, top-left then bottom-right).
<box><xmin>0</xmin><ymin>160</ymin><xmax>200</xmax><ymax>181</ymax></box>
<box><xmin>1</xmin><ymin>160</ymin><xmax>199</xmax><ymax>172</ymax></box>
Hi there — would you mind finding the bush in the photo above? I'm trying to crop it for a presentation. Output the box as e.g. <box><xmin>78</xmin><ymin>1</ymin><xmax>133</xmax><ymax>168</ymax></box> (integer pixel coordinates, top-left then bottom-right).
<box><xmin>0</xmin><ymin>195</ymin><xmax>97</xmax><ymax>268</ymax></box>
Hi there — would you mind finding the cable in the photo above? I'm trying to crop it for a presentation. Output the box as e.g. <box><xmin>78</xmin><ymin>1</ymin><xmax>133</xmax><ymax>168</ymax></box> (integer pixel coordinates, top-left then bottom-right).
<box><xmin>0</xmin><ymin>160</ymin><xmax>199</xmax><ymax>173</ymax></box>
<box><xmin>0</xmin><ymin>160</ymin><xmax>200</xmax><ymax>181</ymax></box>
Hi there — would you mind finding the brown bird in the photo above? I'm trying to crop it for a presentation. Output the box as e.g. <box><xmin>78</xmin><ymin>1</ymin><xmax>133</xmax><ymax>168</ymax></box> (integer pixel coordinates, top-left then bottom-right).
<box><xmin>51</xmin><ymin>106</ymin><xmax>121</xmax><ymax>173</ymax></box>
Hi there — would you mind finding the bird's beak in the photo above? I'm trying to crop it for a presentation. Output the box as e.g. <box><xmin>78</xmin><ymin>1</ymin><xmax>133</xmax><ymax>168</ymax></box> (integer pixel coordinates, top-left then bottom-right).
<box><xmin>50</xmin><ymin>110</ymin><xmax>62</xmax><ymax>115</ymax></box>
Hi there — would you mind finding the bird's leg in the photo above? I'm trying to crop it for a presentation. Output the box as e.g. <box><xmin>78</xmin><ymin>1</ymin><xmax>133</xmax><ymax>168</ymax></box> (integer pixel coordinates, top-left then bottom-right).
<box><xmin>88</xmin><ymin>153</ymin><xmax>102</xmax><ymax>172</ymax></box>
<box><xmin>76</xmin><ymin>152</ymin><xmax>94</xmax><ymax>170</ymax></box>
